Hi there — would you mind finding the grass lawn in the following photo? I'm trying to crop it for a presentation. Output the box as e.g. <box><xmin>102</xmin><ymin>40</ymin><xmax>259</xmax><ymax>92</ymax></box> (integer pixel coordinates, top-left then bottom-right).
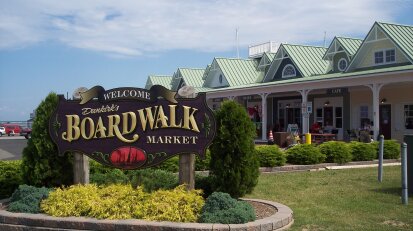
<box><xmin>247</xmin><ymin>166</ymin><xmax>412</xmax><ymax>231</ymax></box>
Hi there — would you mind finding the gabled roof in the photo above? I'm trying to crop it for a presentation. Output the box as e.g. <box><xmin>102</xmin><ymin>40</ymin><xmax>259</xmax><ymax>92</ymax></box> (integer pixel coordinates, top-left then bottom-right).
<box><xmin>214</xmin><ymin>58</ymin><xmax>263</xmax><ymax>86</ymax></box>
<box><xmin>323</xmin><ymin>37</ymin><xmax>363</xmax><ymax>60</ymax></box>
<box><xmin>263</xmin><ymin>52</ymin><xmax>276</xmax><ymax>62</ymax></box>
<box><xmin>258</xmin><ymin>52</ymin><xmax>276</xmax><ymax>68</ymax></box>
<box><xmin>336</xmin><ymin>37</ymin><xmax>363</xmax><ymax>56</ymax></box>
<box><xmin>281</xmin><ymin>44</ymin><xmax>329</xmax><ymax>77</ymax></box>
<box><xmin>178</xmin><ymin>68</ymin><xmax>205</xmax><ymax>88</ymax></box>
<box><xmin>145</xmin><ymin>75</ymin><xmax>173</xmax><ymax>90</ymax></box>
<box><xmin>347</xmin><ymin>22</ymin><xmax>413</xmax><ymax>71</ymax></box>
<box><xmin>377</xmin><ymin>22</ymin><xmax>413</xmax><ymax>61</ymax></box>
<box><xmin>202</xmin><ymin>65</ymin><xmax>211</xmax><ymax>80</ymax></box>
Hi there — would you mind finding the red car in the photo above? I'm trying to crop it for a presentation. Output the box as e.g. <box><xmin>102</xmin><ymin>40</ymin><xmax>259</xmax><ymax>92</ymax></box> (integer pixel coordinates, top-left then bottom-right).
<box><xmin>20</xmin><ymin>127</ymin><xmax>32</xmax><ymax>139</ymax></box>
<box><xmin>1</xmin><ymin>124</ymin><xmax>22</xmax><ymax>136</ymax></box>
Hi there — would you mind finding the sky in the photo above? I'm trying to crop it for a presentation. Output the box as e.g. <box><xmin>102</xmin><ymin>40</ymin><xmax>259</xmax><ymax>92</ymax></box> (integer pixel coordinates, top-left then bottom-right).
<box><xmin>1</xmin><ymin>0</ymin><xmax>413</xmax><ymax>121</ymax></box>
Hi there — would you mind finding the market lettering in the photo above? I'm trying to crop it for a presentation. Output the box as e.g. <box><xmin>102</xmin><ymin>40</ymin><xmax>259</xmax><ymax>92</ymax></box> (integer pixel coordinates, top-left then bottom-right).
<box><xmin>61</xmin><ymin>105</ymin><xmax>200</xmax><ymax>143</ymax></box>
<box><xmin>146</xmin><ymin>135</ymin><xmax>199</xmax><ymax>144</ymax></box>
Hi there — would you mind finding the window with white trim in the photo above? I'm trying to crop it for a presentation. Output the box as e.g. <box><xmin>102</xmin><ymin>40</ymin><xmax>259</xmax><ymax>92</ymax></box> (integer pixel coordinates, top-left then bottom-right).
<box><xmin>385</xmin><ymin>49</ymin><xmax>395</xmax><ymax>63</ymax></box>
<box><xmin>282</xmin><ymin>64</ymin><xmax>296</xmax><ymax>78</ymax></box>
<box><xmin>404</xmin><ymin>104</ymin><xmax>413</xmax><ymax>129</ymax></box>
<box><xmin>219</xmin><ymin>74</ymin><xmax>223</xmax><ymax>84</ymax></box>
<box><xmin>360</xmin><ymin>106</ymin><xmax>370</xmax><ymax>128</ymax></box>
<box><xmin>374</xmin><ymin>49</ymin><xmax>396</xmax><ymax>65</ymax></box>
<box><xmin>338</xmin><ymin>58</ymin><xmax>347</xmax><ymax>71</ymax></box>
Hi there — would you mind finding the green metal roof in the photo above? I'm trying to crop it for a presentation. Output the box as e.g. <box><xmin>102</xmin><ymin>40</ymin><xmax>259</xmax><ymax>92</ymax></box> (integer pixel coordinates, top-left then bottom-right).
<box><xmin>282</xmin><ymin>44</ymin><xmax>329</xmax><ymax>77</ymax></box>
<box><xmin>215</xmin><ymin>58</ymin><xmax>263</xmax><ymax>86</ymax></box>
<box><xmin>178</xmin><ymin>68</ymin><xmax>205</xmax><ymax>88</ymax></box>
<box><xmin>145</xmin><ymin>75</ymin><xmax>173</xmax><ymax>90</ymax></box>
<box><xmin>202</xmin><ymin>65</ymin><xmax>211</xmax><ymax>80</ymax></box>
<box><xmin>264</xmin><ymin>52</ymin><xmax>276</xmax><ymax>62</ymax></box>
<box><xmin>258</xmin><ymin>52</ymin><xmax>276</xmax><ymax>67</ymax></box>
<box><xmin>336</xmin><ymin>37</ymin><xmax>363</xmax><ymax>56</ymax></box>
<box><xmin>377</xmin><ymin>22</ymin><xmax>413</xmax><ymax>61</ymax></box>
<box><xmin>200</xmin><ymin>64</ymin><xmax>413</xmax><ymax>93</ymax></box>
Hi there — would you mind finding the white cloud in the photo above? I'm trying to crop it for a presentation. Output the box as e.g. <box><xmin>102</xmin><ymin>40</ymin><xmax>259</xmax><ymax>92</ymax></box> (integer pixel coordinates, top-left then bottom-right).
<box><xmin>0</xmin><ymin>0</ymin><xmax>405</xmax><ymax>56</ymax></box>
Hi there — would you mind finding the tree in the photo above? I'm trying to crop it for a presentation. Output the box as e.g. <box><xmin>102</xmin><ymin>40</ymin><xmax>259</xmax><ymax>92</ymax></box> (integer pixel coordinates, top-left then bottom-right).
<box><xmin>21</xmin><ymin>93</ymin><xmax>73</xmax><ymax>187</ymax></box>
<box><xmin>209</xmin><ymin>100</ymin><xmax>259</xmax><ymax>198</ymax></box>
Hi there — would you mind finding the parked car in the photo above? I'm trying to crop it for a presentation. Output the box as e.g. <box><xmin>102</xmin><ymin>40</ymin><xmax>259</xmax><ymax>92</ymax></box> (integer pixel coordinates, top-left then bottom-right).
<box><xmin>20</xmin><ymin>127</ymin><xmax>32</xmax><ymax>139</ymax></box>
<box><xmin>1</xmin><ymin>124</ymin><xmax>22</xmax><ymax>136</ymax></box>
<box><xmin>0</xmin><ymin>127</ymin><xmax>5</xmax><ymax>136</ymax></box>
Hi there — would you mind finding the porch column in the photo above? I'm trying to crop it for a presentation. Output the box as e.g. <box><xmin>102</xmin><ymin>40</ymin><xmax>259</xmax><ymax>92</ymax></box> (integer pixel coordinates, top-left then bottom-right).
<box><xmin>367</xmin><ymin>83</ymin><xmax>384</xmax><ymax>141</ymax></box>
<box><xmin>298</xmin><ymin>89</ymin><xmax>311</xmax><ymax>134</ymax></box>
<box><xmin>259</xmin><ymin>93</ymin><xmax>270</xmax><ymax>140</ymax></box>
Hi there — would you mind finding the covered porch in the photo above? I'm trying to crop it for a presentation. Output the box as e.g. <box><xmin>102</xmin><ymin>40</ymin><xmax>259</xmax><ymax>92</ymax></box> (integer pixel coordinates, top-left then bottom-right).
<box><xmin>206</xmin><ymin>68</ymin><xmax>413</xmax><ymax>144</ymax></box>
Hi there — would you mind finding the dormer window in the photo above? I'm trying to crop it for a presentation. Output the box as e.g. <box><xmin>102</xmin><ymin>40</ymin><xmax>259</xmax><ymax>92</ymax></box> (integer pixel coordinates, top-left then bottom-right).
<box><xmin>282</xmin><ymin>64</ymin><xmax>296</xmax><ymax>78</ymax></box>
<box><xmin>338</xmin><ymin>58</ymin><xmax>347</xmax><ymax>71</ymax></box>
<box><xmin>375</xmin><ymin>49</ymin><xmax>395</xmax><ymax>65</ymax></box>
<box><xmin>219</xmin><ymin>74</ymin><xmax>223</xmax><ymax>84</ymax></box>
<box><xmin>385</xmin><ymin>49</ymin><xmax>395</xmax><ymax>63</ymax></box>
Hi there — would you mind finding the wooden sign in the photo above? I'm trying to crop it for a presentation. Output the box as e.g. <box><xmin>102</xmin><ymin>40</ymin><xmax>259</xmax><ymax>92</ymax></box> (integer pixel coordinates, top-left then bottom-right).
<box><xmin>49</xmin><ymin>85</ymin><xmax>215</xmax><ymax>170</ymax></box>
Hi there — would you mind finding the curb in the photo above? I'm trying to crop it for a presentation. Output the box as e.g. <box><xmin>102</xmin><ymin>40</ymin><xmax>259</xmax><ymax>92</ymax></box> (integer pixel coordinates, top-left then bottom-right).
<box><xmin>259</xmin><ymin>159</ymin><xmax>400</xmax><ymax>173</ymax></box>
<box><xmin>0</xmin><ymin>199</ymin><xmax>293</xmax><ymax>231</ymax></box>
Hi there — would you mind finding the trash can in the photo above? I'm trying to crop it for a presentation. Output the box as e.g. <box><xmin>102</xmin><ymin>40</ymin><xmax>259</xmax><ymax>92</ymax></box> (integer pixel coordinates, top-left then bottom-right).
<box><xmin>404</xmin><ymin>134</ymin><xmax>413</xmax><ymax>196</ymax></box>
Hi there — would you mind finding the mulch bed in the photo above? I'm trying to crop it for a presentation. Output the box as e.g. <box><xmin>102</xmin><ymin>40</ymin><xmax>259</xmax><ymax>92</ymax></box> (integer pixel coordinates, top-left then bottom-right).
<box><xmin>246</xmin><ymin>200</ymin><xmax>278</xmax><ymax>220</ymax></box>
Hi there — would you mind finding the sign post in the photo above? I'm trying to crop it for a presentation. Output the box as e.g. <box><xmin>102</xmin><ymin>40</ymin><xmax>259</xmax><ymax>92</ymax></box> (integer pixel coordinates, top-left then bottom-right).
<box><xmin>177</xmin><ymin>86</ymin><xmax>196</xmax><ymax>190</ymax></box>
<box><xmin>73</xmin><ymin>152</ymin><xmax>89</xmax><ymax>184</ymax></box>
<box><xmin>49</xmin><ymin>85</ymin><xmax>215</xmax><ymax>176</ymax></box>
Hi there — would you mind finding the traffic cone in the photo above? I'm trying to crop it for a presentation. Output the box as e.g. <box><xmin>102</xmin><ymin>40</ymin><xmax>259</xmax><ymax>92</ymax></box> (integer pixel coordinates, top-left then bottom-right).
<box><xmin>268</xmin><ymin>130</ymin><xmax>274</xmax><ymax>145</ymax></box>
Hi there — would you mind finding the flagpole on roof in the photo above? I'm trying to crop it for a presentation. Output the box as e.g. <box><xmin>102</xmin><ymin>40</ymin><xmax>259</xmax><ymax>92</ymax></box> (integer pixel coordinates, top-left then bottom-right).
<box><xmin>323</xmin><ymin>31</ymin><xmax>327</xmax><ymax>48</ymax></box>
<box><xmin>236</xmin><ymin>28</ymin><xmax>239</xmax><ymax>58</ymax></box>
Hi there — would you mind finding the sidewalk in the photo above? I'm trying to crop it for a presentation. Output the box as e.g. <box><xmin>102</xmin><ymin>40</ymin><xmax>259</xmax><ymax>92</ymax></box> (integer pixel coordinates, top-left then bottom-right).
<box><xmin>259</xmin><ymin>159</ymin><xmax>401</xmax><ymax>173</ymax></box>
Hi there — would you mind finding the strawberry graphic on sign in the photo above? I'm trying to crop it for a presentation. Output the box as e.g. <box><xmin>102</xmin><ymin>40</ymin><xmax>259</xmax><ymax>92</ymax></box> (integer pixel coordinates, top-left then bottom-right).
<box><xmin>110</xmin><ymin>146</ymin><xmax>146</xmax><ymax>169</ymax></box>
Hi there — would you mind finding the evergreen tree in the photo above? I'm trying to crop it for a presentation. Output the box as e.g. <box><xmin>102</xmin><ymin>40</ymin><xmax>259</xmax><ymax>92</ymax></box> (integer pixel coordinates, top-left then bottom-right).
<box><xmin>21</xmin><ymin>93</ymin><xmax>73</xmax><ymax>187</ymax></box>
<box><xmin>209</xmin><ymin>100</ymin><xmax>259</xmax><ymax>198</ymax></box>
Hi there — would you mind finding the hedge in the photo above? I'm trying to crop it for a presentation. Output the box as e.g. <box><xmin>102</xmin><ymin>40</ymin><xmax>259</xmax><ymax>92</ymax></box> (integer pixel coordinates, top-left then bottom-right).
<box><xmin>255</xmin><ymin>145</ymin><xmax>286</xmax><ymax>167</ymax></box>
<box><xmin>286</xmin><ymin>144</ymin><xmax>326</xmax><ymax>165</ymax></box>
<box><xmin>318</xmin><ymin>141</ymin><xmax>352</xmax><ymax>164</ymax></box>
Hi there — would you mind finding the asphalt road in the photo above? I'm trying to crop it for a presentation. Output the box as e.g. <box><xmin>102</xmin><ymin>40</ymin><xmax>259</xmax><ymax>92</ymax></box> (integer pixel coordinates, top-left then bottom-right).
<box><xmin>0</xmin><ymin>136</ymin><xmax>27</xmax><ymax>160</ymax></box>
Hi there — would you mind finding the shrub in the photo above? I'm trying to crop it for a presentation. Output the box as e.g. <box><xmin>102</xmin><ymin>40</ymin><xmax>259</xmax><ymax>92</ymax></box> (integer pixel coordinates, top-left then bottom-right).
<box><xmin>195</xmin><ymin>150</ymin><xmax>211</xmax><ymax>171</ymax></box>
<box><xmin>89</xmin><ymin>159</ymin><xmax>115</xmax><ymax>174</ymax></box>
<box><xmin>349</xmin><ymin>141</ymin><xmax>376</xmax><ymax>161</ymax></box>
<box><xmin>286</xmin><ymin>144</ymin><xmax>326</xmax><ymax>165</ymax></box>
<box><xmin>41</xmin><ymin>184</ymin><xmax>100</xmax><ymax>217</ymax></box>
<box><xmin>127</xmin><ymin>168</ymin><xmax>178</xmax><ymax>192</ymax></box>
<box><xmin>0</xmin><ymin>160</ymin><xmax>23</xmax><ymax>199</ymax></box>
<box><xmin>209</xmin><ymin>101</ymin><xmax>259</xmax><ymax>198</ymax></box>
<box><xmin>41</xmin><ymin>184</ymin><xmax>204</xmax><ymax>222</ymax></box>
<box><xmin>255</xmin><ymin>145</ymin><xmax>286</xmax><ymax>167</ymax></box>
<box><xmin>90</xmin><ymin>169</ymin><xmax>129</xmax><ymax>185</ymax></box>
<box><xmin>88</xmin><ymin>185</ymin><xmax>147</xmax><ymax>219</ymax></box>
<box><xmin>21</xmin><ymin>93</ymin><xmax>73</xmax><ymax>187</ymax></box>
<box><xmin>318</xmin><ymin>141</ymin><xmax>352</xmax><ymax>164</ymax></box>
<box><xmin>372</xmin><ymin>140</ymin><xmax>401</xmax><ymax>159</ymax></box>
<box><xmin>7</xmin><ymin>185</ymin><xmax>51</xmax><ymax>213</ymax></box>
<box><xmin>199</xmin><ymin>192</ymin><xmax>255</xmax><ymax>224</ymax></box>
<box><xmin>155</xmin><ymin>156</ymin><xmax>179</xmax><ymax>172</ymax></box>
<box><xmin>142</xmin><ymin>185</ymin><xmax>204</xmax><ymax>222</ymax></box>
<box><xmin>195</xmin><ymin>174</ymin><xmax>213</xmax><ymax>198</ymax></box>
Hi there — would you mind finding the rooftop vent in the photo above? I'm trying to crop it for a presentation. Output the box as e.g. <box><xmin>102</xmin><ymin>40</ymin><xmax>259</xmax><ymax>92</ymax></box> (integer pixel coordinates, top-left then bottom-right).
<box><xmin>248</xmin><ymin>41</ymin><xmax>279</xmax><ymax>58</ymax></box>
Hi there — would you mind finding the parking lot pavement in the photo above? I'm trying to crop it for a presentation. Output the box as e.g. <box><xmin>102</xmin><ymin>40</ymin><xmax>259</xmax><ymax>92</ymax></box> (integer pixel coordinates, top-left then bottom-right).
<box><xmin>0</xmin><ymin>136</ymin><xmax>27</xmax><ymax>160</ymax></box>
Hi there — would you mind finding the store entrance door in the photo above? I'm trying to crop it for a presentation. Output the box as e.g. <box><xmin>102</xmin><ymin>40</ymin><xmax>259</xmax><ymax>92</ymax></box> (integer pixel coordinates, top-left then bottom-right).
<box><xmin>379</xmin><ymin>104</ymin><xmax>391</xmax><ymax>139</ymax></box>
